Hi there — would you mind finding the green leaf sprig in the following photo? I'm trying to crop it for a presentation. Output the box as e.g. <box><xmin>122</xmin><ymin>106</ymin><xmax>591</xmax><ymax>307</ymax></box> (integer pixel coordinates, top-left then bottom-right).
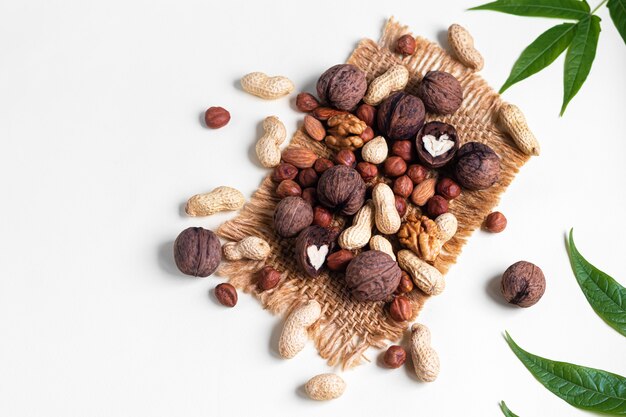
<box><xmin>500</xmin><ymin>401</ymin><xmax>521</xmax><ymax>416</ymax></box>
<box><xmin>471</xmin><ymin>0</ymin><xmax>626</xmax><ymax>115</ymax></box>
<box><xmin>567</xmin><ymin>229</ymin><xmax>626</xmax><ymax>336</ymax></box>
<box><xmin>505</xmin><ymin>331</ymin><xmax>626</xmax><ymax>415</ymax></box>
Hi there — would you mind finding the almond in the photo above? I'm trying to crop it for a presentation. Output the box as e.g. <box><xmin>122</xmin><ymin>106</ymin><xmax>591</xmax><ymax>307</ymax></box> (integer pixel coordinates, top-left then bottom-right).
<box><xmin>311</xmin><ymin>107</ymin><xmax>348</xmax><ymax>121</ymax></box>
<box><xmin>303</xmin><ymin>115</ymin><xmax>326</xmax><ymax>141</ymax></box>
<box><xmin>282</xmin><ymin>148</ymin><xmax>317</xmax><ymax>169</ymax></box>
<box><xmin>410</xmin><ymin>177</ymin><xmax>436</xmax><ymax>206</ymax></box>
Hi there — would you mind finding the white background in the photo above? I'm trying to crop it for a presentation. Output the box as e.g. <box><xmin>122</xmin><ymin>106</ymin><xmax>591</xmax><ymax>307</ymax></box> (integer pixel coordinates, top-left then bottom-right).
<box><xmin>1</xmin><ymin>0</ymin><xmax>625</xmax><ymax>416</ymax></box>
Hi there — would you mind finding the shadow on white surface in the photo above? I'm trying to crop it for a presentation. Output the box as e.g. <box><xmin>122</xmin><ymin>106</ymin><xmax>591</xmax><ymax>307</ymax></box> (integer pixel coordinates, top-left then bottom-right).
<box><xmin>268</xmin><ymin>317</ymin><xmax>284</xmax><ymax>359</ymax></box>
<box><xmin>157</xmin><ymin>240</ymin><xmax>186</xmax><ymax>278</ymax></box>
<box><xmin>485</xmin><ymin>273</ymin><xmax>517</xmax><ymax>308</ymax></box>
<box><xmin>436</xmin><ymin>29</ymin><xmax>450</xmax><ymax>53</ymax></box>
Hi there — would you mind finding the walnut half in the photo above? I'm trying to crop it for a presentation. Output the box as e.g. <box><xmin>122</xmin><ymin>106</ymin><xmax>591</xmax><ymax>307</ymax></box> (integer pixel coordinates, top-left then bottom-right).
<box><xmin>324</xmin><ymin>114</ymin><xmax>367</xmax><ymax>151</ymax></box>
<box><xmin>397</xmin><ymin>214</ymin><xmax>442</xmax><ymax>262</ymax></box>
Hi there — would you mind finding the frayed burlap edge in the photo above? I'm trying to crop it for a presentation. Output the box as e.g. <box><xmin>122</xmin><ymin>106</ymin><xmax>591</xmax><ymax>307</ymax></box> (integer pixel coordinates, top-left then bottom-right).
<box><xmin>217</xmin><ymin>17</ymin><xmax>531</xmax><ymax>369</ymax></box>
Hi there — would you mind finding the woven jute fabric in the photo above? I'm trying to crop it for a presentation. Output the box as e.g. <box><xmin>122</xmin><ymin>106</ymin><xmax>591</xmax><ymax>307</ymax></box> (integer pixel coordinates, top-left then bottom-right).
<box><xmin>217</xmin><ymin>18</ymin><xmax>531</xmax><ymax>369</ymax></box>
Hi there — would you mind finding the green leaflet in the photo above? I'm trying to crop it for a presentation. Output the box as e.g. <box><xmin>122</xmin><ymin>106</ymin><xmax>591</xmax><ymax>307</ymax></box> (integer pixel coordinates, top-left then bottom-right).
<box><xmin>500</xmin><ymin>23</ymin><xmax>577</xmax><ymax>93</ymax></box>
<box><xmin>470</xmin><ymin>0</ymin><xmax>591</xmax><ymax>19</ymax></box>
<box><xmin>500</xmin><ymin>401</ymin><xmax>521</xmax><ymax>417</ymax></box>
<box><xmin>505</xmin><ymin>332</ymin><xmax>626</xmax><ymax>415</ymax></box>
<box><xmin>608</xmin><ymin>0</ymin><xmax>626</xmax><ymax>44</ymax></box>
<box><xmin>561</xmin><ymin>15</ymin><xmax>601</xmax><ymax>114</ymax></box>
<box><xmin>567</xmin><ymin>230</ymin><xmax>626</xmax><ymax>336</ymax></box>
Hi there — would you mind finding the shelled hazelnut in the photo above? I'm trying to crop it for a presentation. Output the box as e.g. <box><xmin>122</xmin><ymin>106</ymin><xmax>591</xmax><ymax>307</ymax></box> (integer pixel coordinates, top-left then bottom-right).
<box><xmin>484</xmin><ymin>211</ymin><xmax>507</xmax><ymax>233</ymax></box>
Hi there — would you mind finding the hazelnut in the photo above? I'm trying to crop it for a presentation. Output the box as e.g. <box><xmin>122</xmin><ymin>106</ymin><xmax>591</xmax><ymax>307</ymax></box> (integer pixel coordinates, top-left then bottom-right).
<box><xmin>174</xmin><ymin>227</ymin><xmax>221</xmax><ymax>277</ymax></box>
<box><xmin>391</xmin><ymin>140</ymin><xmax>415</xmax><ymax>162</ymax></box>
<box><xmin>276</xmin><ymin>179</ymin><xmax>302</xmax><ymax>198</ymax></box>
<box><xmin>296</xmin><ymin>92</ymin><xmax>320</xmax><ymax>112</ymax></box>
<box><xmin>417</xmin><ymin>71</ymin><xmax>463</xmax><ymax>115</ymax></box>
<box><xmin>297</xmin><ymin>168</ymin><xmax>319</xmax><ymax>188</ymax></box>
<box><xmin>317</xmin><ymin>165</ymin><xmax>366</xmax><ymax>215</ymax></box>
<box><xmin>501</xmin><ymin>261</ymin><xmax>545</xmax><ymax>307</ymax></box>
<box><xmin>383</xmin><ymin>345</ymin><xmax>407</xmax><ymax>368</ymax></box>
<box><xmin>356</xmin><ymin>162</ymin><xmax>378</xmax><ymax>181</ymax></box>
<box><xmin>395</xmin><ymin>195</ymin><xmax>408</xmax><ymax>218</ymax></box>
<box><xmin>214</xmin><ymin>283</ymin><xmax>238</xmax><ymax>307</ymax></box>
<box><xmin>360</xmin><ymin>126</ymin><xmax>374</xmax><ymax>143</ymax></box>
<box><xmin>396</xmin><ymin>34</ymin><xmax>416</xmax><ymax>56</ymax></box>
<box><xmin>334</xmin><ymin>149</ymin><xmax>356</xmax><ymax>168</ymax></box>
<box><xmin>257</xmin><ymin>266</ymin><xmax>281</xmax><ymax>291</ymax></box>
<box><xmin>295</xmin><ymin>226</ymin><xmax>336</xmax><ymax>277</ymax></box>
<box><xmin>436</xmin><ymin>177</ymin><xmax>461</xmax><ymax>200</ymax></box>
<box><xmin>377</xmin><ymin>92</ymin><xmax>425</xmax><ymax>141</ymax></box>
<box><xmin>407</xmin><ymin>164</ymin><xmax>428</xmax><ymax>185</ymax></box>
<box><xmin>416</xmin><ymin>121</ymin><xmax>459</xmax><ymax>169</ymax></box>
<box><xmin>326</xmin><ymin>249</ymin><xmax>354</xmax><ymax>272</ymax></box>
<box><xmin>455</xmin><ymin>142</ymin><xmax>500</xmax><ymax>191</ymax></box>
<box><xmin>484</xmin><ymin>211</ymin><xmax>507</xmax><ymax>233</ymax></box>
<box><xmin>313</xmin><ymin>206</ymin><xmax>333</xmax><ymax>228</ymax></box>
<box><xmin>426</xmin><ymin>195</ymin><xmax>448</xmax><ymax>217</ymax></box>
<box><xmin>345</xmin><ymin>250</ymin><xmax>402</xmax><ymax>301</ymax></box>
<box><xmin>317</xmin><ymin>64</ymin><xmax>367</xmax><ymax>111</ymax></box>
<box><xmin>395</xmin><ymin>271</ymin><xmax>414</xmax><ymax>294</ymax></box>
<box><xmin>301</xmin><ymin>187</ymin><xmax>317</xmax><ymax>206</ymax></box>
<box><xmin>393</xmin><ymin>175</ymin><xmax>414</xmax><ymax>198</ymax></box>
<box><xmin>204</xmin><ymin>106</ymin><xmax>230</xmax><ymax>129</ymax></box>
<box><xmin>384</xmin><ymin>156</ymin><xmax>407</xmax><ymax>177</ymax></box>
<box><xmin>272</xmin><ymin>162</ymin><xmax>299</xmax><ymax>182</ymax></box>
<box><xmin>356</xmin><ymin>103</ymin><xmax>377</xmax><ymax>126</ymax></box>
<box><xmin>313</xmin><ymin>158</ymin><xmax>335</xmax><ymax>174</ymax></box>
<box><xmin>273</xmin><ymin>196</ymin><xmax>314</xmax><ymax>238</ymax></box>
<box><xmin>389</xmin><ymin>295</ymin><xmax>412</xmax><ymax>322</ymax></box>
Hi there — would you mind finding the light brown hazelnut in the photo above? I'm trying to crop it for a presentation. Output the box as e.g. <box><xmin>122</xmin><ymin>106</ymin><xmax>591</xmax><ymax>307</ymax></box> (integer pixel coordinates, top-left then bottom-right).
<box><xmin>389</xmin><ymin>295</ymin><xmax>412</xmax><ymax>322</ymax></box>
<box><xmin>301</xmin><ymin>187</ymin><xmax>317</xmax><ymax>205</ymax></box>
<box><xmin>326</xmin><ymin>249</ymin><xmax>354</xmax><ymax>272</ymax></box>
<box><xmin>383</xmin><ymin>345</ymin><xmax>407</xmax><ymax>368</ymax></box>
<box><xmin>407</xmin><ymin>164</ymin><xmax>428</xmax><ymax>185</ymax></box>
<box><xmin>395</xmin><ymin>271</ymin><xmax>414</xmax><ymax>294</ymax></box>
<box><xmin>313</xmin><ymin>158</ymin><xmax>334</xmax><ymax>174</ymax></box>
<box><xmin>356</xmin><ymin>103</ymin><xmax>376</xmax><ymax>126</ymax></box>
<box><xmin>204</xmin><ymin>106</ymin><xmax>230</xmax><ymax>129</ymax></box>
<box><xmin>360</xmin><ymin>126</ymin><xmax>374</xmax><ymax>143</ymax></box>
<box><xmin>396</xmin><ymin>34</ymin><xmax>416</xmax><ymax>56</ymax></box>
<box><xmin>313</xmin><ymin>206</ymin><xmax>333</xmax><ymax>228</ymax></box>
<box><xmin>395</xmin><ymin>195</ymin><xmax>408</xmax><ymax>218</ymax></box>
<box><xmin>215</xmin><ymin>283</ymin><xmax>238</xmax><ymax>307</ymax></box>
<box><xmin>484</xmin><ymin>211</ymin><xmax>507</xmax><ymax>233</ymax></box>
<box><xmin>296</xmin><ymin>92</ymin><xmax>320</xmax><ymax>112</ymax></box>
<box><xmin>437</xmin><ymin>177</ymin><xmax>461</xmax><ymax>200</ymax></box>
<box><xmin>257</xmin><ymin>266</ymin><xmax>281</xmax><ymax>291</ymax></box>
<box><xmin>272</xmin><ymin>162</ymin><xmax>299</xmax><ymax>182</ymax></box>
<box><xmin>276</xmin><ymin>179</ymin><xmax>302</xmax><ymax>198</ymax></box>
<box><xmin>393</xmin><ymin>175</ymin><xmax>414</xmax><ymax>198</ymax></box>
<box><xmin>334</xmin><ymin>149</ymin><xmax>356</xmax><ymax>168</ymax></box>
<box><xmin>297</xmin><ymin>168</ymin><xmax>318</xmax><ymax>188</ymax></box>
<box><xmin>426</xmin><ymin>195</ymin><xmax>448</xmax><ymax>217</ymax></box>
<box><xmin>391</xmin><ymin>140</ymin><xmax>415</xmax><ymax>162</ymax></box>
<box><xmin>384</xmin><ymin>156</ymin><xmax>407</xmax><ymax>177</ymax></box>
<box><xmin>356</xmin><ymin>162</ymin><xmax>378</xmax><ymax>181</ymax></box>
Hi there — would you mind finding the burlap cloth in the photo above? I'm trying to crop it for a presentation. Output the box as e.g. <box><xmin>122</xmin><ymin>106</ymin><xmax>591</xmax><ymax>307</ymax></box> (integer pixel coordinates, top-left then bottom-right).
<box><xmin>217</xmin><ymin>18</ymin><xmax>531</xmax><ymax>369</ymax></box>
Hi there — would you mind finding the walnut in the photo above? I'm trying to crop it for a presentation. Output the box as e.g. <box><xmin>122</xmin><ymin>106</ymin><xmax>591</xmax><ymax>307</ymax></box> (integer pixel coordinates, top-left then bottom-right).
<box><xmin>324</xmin><ymin>114</ymin><xmax>367</xmax><ymax>151</ymax></box>
<box><xmin>345</xmin><ymin>250</ymin><xmax>402</xmax><ymax>301</ymax></box>
<box><xmin>455</xmin><ymin>142</ymin><xmax>500</xmax><ymax>190</ymax></box>
<box><xmin>316</xmin><ymin>64</ymin><xmax>367</xmax><ymax>111</ymax></box>
<box><xmin>397</xmin><ymin>214</ymin><xmax>442</xmax><ymax>262</ymax></box>
<box><xmin>377</xmin><ymin>91</ymin><xmax>425</xmax><ymax>141</ymax></box>
<box><xmin>417</xmin><ymin>71</ymin><xmax>463</xmax><ymax>115</ymax></box>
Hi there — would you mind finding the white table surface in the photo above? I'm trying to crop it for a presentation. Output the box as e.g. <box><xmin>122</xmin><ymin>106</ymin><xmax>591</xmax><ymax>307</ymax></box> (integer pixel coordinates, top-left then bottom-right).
<box><xmin>1</xmin><ymin>0</ymin><xmax>625</xmax><ymax>415</ymax></box>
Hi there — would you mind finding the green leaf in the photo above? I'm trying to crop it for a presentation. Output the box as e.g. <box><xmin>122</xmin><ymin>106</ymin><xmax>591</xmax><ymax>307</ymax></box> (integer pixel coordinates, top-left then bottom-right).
<box><xmin>505</xmin><ymin>332</ymin><xmax>626</xmax><ymax>414</ymax></box>
<box><xmin>608</xmin><ymin>0</ymin><xmax>626</xmax><ymax>44</ymax></box>
<box><xmin>561</xmin><ymin>15</ymin><xmax>601</xmax><ymax>115</ymax></box>
<box><xmin>500</xmin><ymin>23</ymin><xmax>576</xmax><ymax>93</ymax></box>
<box><xmin>567</xmin><ymin>229</ymin><xmax>626</xmax><ymax>336</ymax></box>
<box><xmin>500</xmin><ymin>401</ymin><xmax>521</xmax><ymax>417</ymax></box>
<box><xmin>470</xmin><ymin>0</ymin><xmax>591</xmax><ymax>19</ymax></box>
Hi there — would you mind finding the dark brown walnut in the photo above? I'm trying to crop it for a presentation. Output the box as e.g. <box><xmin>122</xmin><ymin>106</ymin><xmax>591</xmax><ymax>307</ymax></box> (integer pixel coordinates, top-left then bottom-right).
<box><xmin>276</xmin><ymin>179</ymin><xmax>302</xmax><ymax>198</ymax></box>
<box><xmin>407</xmin><ymin>164</ymin><xmax>428</xmax><ymax>184</ymax></box>
<box><xmin>334</xmin><ymin>149</ymin><xmax>356</xmax><ymax>168</ymax></box>
<box><xmin>416</xmin><ymin>121</ymin><xmax>459</xmax><ymax>169</ymax></box>
<box><xmin>326</xmin><ymin>249</ymin><xmax>354</xmax><ymax>272</ymax></box>
<box><xmin>356</xmin><ymin>103</ymin><xmax>377</xmax><ymax>127</ymax></box>
<box><xmin>174</xmin><ymin>227</ymin><xmax>221</xmax><ymax>277</ymax></box>
<box><xmin>297</xmin><ymin>168</ymin><xmax>318</xmax><ymax>188</ymax></box>
<box><xmin>356</xmin><ymin>162</ymin><xmax>378</xmax><ymax>182</ymax></box>
<box><xmin>272</xmin><ymin>162</ymin><xmax>298</xmax><ymax>182</ymax></box>
<box><xmin>501</xmin><ymin>261</ymin><xmax>545</xmax><ymax>307</ymax></box>
<box><xmin>214</xmin><ymin>283</ymin><xmax>238</xmax><ymax>307</ymax></box>
<box><xmin>395</xmin><ymin>195</ymin><xmax>408</xmax><ymax>218</ymax></box>
<box><xmin>257</xmin><ymin>266</ymin><xmax>281</xmax><ymax>291</ymax></box>
<box><xmin>395</xmin><ymin>271</ymin><xmax>414</xmax><ymax>294</ymax></box>
<box><xmin>417</xmin><ymin>71</ymin><xmax>463</xmax><ymax>115</ymax></box>
<box><xmin>393</xmin><ymin>175</ymin><xmax>414</xmax><ymax>198</ymax></box>
<box><xmin>377</xmin><ymin>92</ymin><xmax>425</xmax><ymax>141</ymax></box>
<box><xmin>389</xmin><ymin>295</ymin><xmax>412</xmax><ymax>322</ymax></box>
<box><xmin>301</xmin><ymin>187</ymin><xmax>317</xmax><ymax>206</ymax></box>
<box><xmin>295</xmin><ymin>226</ymin><xmax>337</xmax><ymax>277</ymax></box>
<box><xmin>317</xmin><ymin>165</ymin><xmax>366</xmax><ymax>215</ymax></box>
<box><xmin>345</xmin><ymin>250</ymin><xmax>402</xmax><ymax>301</ymax></box>
<box><xmin>484</xmin><ymin>211</ymin><xmax>507</xmax><ymax>233</ymax></box>
<box><xmin>455</xmin><ymin>142</ymin><xmax>500</xmax><ymax>190</ymax></box>
<box><xmin>313</xmin><ymin>158</ymin><xmax>334</xmax><ymax>174</ymax></box>
<box><xmin>295</xmin><ymin>92</ymin><xmax>320</xmax><ymax>112</ymax></box>
<box><xmin>426</xmin><ymin>195</ymin><xmax>448</xmax><ymax>217</ymax></box>
<box><xmin>316</xmin><ymin>64</ymin><xmax>368</xmax><ymax>111</ymax></box>
<box><xmin>312</xmin><ymin>206</ymin><xmax>333</xmax><ymax>228</ymax></box>
<box><xmin>273</xmin><ymin>196</ymin><xmax>314</xmax><ymax>238</ymax></box>
<box><xmin>437</xmin><ymin>177</ymin><xmax>461</xmax><ymax>200</ymax></box>
<box><xmin>383</xmin><ymin>345</ymin><xmax>407</xmax><ymax>368</ymax></box>
<box><xmin>396</xmin><ymin>34</ymin><xmax>416</xmax><ymax>56</ymax></box>
<box><xmin>391</xmin><ymin>140</ymin><xmax>415</xmax><ymax>162</ymax></box>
